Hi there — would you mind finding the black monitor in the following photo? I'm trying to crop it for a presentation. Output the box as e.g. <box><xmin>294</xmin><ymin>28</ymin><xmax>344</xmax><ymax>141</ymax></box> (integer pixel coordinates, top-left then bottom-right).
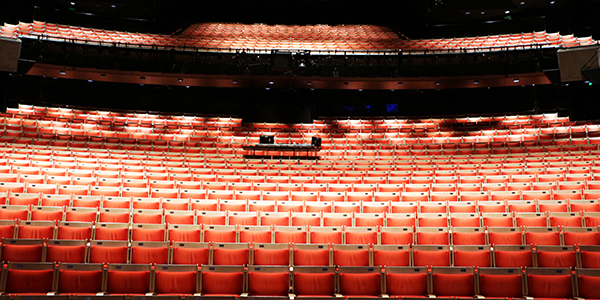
<box><xmin>260</xmin><ymin>135</ymin><xmax>274</xmax><ymax>144</ymax></box>
<box><xmin>311</xmin><ymin>136</ymin><xmax>322</xmax><ymax>147</ymax></box>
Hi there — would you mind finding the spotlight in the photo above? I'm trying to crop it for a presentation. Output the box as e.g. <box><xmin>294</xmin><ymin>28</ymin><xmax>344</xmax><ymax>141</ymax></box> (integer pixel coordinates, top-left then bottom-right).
<box><xmin>59</xmin><ymin>71</ymin><xmax>66</xmax><ymax>75</ymax></box>
<box><xmin>474</xmin><ymin>80</ymin><xmax>479</xmax><ymax>85</ymax></box>
<box><xmin>435</xmin><ymin>82</ymin><xmax>440</xmax><ymax>85</ymax></box>
<box><xmin>513</xmin><ymin>78</ymin><xmax>520</xmax><ymax>83</ymax></box>
<box><xmin>307</xmin><ymin>82</ymin><xmax>312</xmax><ymax>86</ymax></box>
<box><xmin>465</xmin><ymin>11</ymin><xmax>470</xmax><ymax>15</ymax></box>
<box><xmin>550</xmin><ymin>1</ymin><xmax>555</xmax><ymax>4</ymax></box>
<box><xmin>268</xmin><ymin>81</ymin><xmax>274</xmax><ymax>85</ymax></box>
<box><xmin>232</xmin><ymin>80</ymin><xmax>238</xmax><ymax>84</ymax></box>
<box><xmin>87</xmin><ymin>80</ymin><xmax>93</xmax><ymax>83</ymax></box>
<box><xmin>505</xmin><ymin>10</ymin><xmax>510</xmax><ymax>14</ymax></box>
<box><xmin>178</xmin><ymin>78</ymin><xmax>183</xmax><ymax>82</ymax></box>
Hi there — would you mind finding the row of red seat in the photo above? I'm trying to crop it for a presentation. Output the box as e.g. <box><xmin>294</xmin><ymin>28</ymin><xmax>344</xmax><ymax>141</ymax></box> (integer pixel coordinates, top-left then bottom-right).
<box><xmin>3</xmin><ymin>203</ymin><xmax>600</xmax><ymax>227</ymax></box>
<box><xmin>5</xmin><ymin>263</ymin><xmax>597</xmax><ymax>299</ymax></box>
<box><xmin>3</xmin><ymin>237</ymin><xmax>600</xmax><ymax>268</ymax></box>
<box><xmin>2</xmin><ymin>219</ymin><xmax>599</xmax><ymax>246</ymax></box>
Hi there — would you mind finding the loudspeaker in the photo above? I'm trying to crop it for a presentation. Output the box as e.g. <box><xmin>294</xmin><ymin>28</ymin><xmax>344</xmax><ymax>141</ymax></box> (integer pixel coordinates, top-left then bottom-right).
<box><xmin>557</xmin><ymin>46</ymin><xmax>600</xmax><ymax>82</ymax></box>
<box><xmin>311</xmin><ymin>137</ymin><xmax>322</xmax><ymax>147</ymax></box>
<box><xmin>260</xmin><ymin>135</ymin><xmax>274</xmax><ymax>144</ymax></box>
<box><xmin>0</xmin><ymin>37</ymin><xmax>22</xmax><ymax>72</ymax></box>
<box><xmin>271</xmin><ymin>50</ymin><xmax>292</xmax><ymax>72</ymax></box>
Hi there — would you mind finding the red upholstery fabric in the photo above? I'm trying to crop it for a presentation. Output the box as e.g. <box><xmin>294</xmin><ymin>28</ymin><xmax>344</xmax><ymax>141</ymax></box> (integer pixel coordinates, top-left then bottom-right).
<box><xmin>563</xmin><ymin>232</ymin><xmax>600</xmax><ymax>246</ymax></box>
<box><xmin>253</xmin><ymin>248</ymin><xmax>290</xmax><ymax>265</ymax></box>
<box><xmin>581</xmin><ymin>250</ymin><xmax>600</xmax><ymax>268</ymax></box>
<box><xmin>0</xmin><ymin>224</ymin><xmax>15</xmax><ymax>239</ymax></box>
<box><xmin>536</xmin><ymin>250</ymin><xmax>577</xmax><ymax>268</ymax></box>
<box><xmin>88</xmin><ymin>245</ymin><xmax>128</xmax><ymax>264</ymax></box>
<box><xmin>294</xmin><ymin>272</ymin><xmax>335</xmax><ymax>296</ymax></box>
<box><xmin>57</xmin><ymin>226</ymin><xmax>92</xmax><ymax>240</ymax></box>
<box><xmin>172</xmin><ymin>247</ymin><xmax>209</xmax><ymax>265</ymax></box>
<box><xmin>168</xmin><ymin>228</ymin><xmax>201</xmax><ymax>242</ymax></box>
<box><xmin>385</xmin><ymin>273</ymin><xmax>428</xmax><ymax>297</ymax></box>
<box><xmin>345</xmin><ymin>231</ymin><xmax>378</xmax><ymax>244</ymax></box>
<box><xmin>6</xmin><ymin>269</ymin><xmax>54</xmax><ymax>294</ymax></box>
<box><xmin>18</xmin><ymin>225</ymin><xmax>54</xmax><ymax>239</ymax></box>
<box><xmin>46</xmin><ymin>245</ymin><xmax>86</xmax><ymax>263</ymax></box>
<box><xmin>131</xmin><ymin>228</ymin><xmax>165</xmax><ymax>241</ymax></box>
<box><xmin>488</xmin><ymin>231</ymin><xmax>522</xmax><ymax>245</ymax></box>
<box><xmin>248</xmin><ymin>272</ymin><xmax>289</xmax><ymax>296</ymax></box>
<box><xmin>452</xmin><ymin>232</ymin><xmax>486</xmax><ymax>245</ymax></box>
<box><xmin>416</xmin><ymin>232</ymin><xmax>449</xmax><ymax>245</ymax></box>
<box><xmin>274</xmin><ymin>230</ymin><xmax>306</xmax><ymax>243</ymax></box>
<box><xmin>58</xmin><ymin>270</ymin><xmax>103</xmax><ymax>294</ymax></box>
<box><xmin>373</xmin><ymin>249</ymin><xmax>410</xmax><ymax>267</ymax></box>
<box><xmin>494</xmin><ymin>250</ymin><xmax>533</xmax><ymax>267</ymax></box>
<box><xmin>201</xmin><ymin>272</ymin><xmax>244</xmax><ymax>295</ymax></box>
<box><xmin>107</xmin><ymin>270</ymin><xmax>150</xmax><ymax>295</ymax></box>
<box><xmin>413</xmin><ymin>250</ymin><xmax>450</xmax><ymax>267</ymax></box>
<box><xmin>2</xmin><ymin>244</ymin><xmax>44</xmax><ymax>262</ymax></box>
<box><xmin>577</xmin><ymin>275</ymin><xmax>600</xmax><ymax>299</ymax></box>
<box><xmin>453</xmin><ymin>250</ymin><xmax>491</xmax><ymax>267</ymax></box>
<box><xmin>526</xmin><ymin>274</ymin><xmax>573</xmax><ymax>298</ymax></box>
<box><xmin>203</xmin><ymin>229</ymin><xmax>236</xmax><ymax>243</ymax></box>
<box><xmin>333</xmin><ymin>249</ymin><xmax>370</xmax><ymax>266</ymax></box>
<box><xmin>432</xmin><ymin>273</ymin><xmax>474</xmax><ymax>297</ymax></box>
<box><xmin>310</xmin><ymin>231</ymin><xmax>342</xmax><ymax>244</ymax></box>
<box><xmin>239</xmin><ymin>230</ymin><xmax>272</xmax><ymax>243</ymax></box>
<box><xmin>154</xmin><ymin>271</ymin><xmax>197</xmax><ymax>295</ymax></box>
<box><xmin>293</xmin><ymin>249</ymin><xmax>329</xmax><ymax>266</ymax></box>
<box><xmin>212</xmin><ymin>248</ymin><xmax>249</xmax><ymax>265</ymax></box>
<box><xmin>338</xmin><ymin>273</ymin><xmax>381</xmax><ymax>296</ymax></box>
<box><xmin>525</xmin><ymin>232</ymin><xmax>561</xmax><ymax>246</ymax></box>
<box><xmin>130</xmin><ymin>246</ymin><xmax>169</xmax><ymax>264</ymax></box>
<box><xmin>94</xmin><ymin>227</ymin><xmax>129</xmax><ymax>241</ymax></box>
<box><xmin>479</xmin><ymin>274</ymin><xmax>523</xmax><ymax>298</ymax></box>
<box><xmin>380</xmin><ymin>231</ymin><xmax>413</xmax><ymax>245</ymax></box>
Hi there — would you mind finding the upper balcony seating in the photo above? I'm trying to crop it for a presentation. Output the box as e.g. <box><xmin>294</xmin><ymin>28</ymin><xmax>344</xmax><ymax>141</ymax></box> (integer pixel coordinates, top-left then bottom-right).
<box><xmin>2</xmin><ymin>21</ymin><xmax>597</xmax><ymax>54</ymax></box>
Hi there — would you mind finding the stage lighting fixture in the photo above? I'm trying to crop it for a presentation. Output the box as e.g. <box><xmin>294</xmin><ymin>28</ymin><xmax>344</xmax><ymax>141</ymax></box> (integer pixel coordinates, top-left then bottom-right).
<box><xmin>59</xmin><ymin>71</ymin><xmax>66</xmax><ymax>75</ymax></box>
<box><xmin>178</xmin><ymin>78</ymin><xmax>183</xmax><ymax>82</ymax></box>
<box><xmin>513</xmin><ymin>78</ymin><xmax>520</xmax><ymax>83</ymax></box>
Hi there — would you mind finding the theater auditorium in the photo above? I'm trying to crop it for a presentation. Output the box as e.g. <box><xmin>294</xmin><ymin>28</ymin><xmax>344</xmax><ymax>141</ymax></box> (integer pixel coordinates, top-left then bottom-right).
<box><xmin>0</xmin><ymin>0</ymin><xmax>599</xmax><ymax>298</ymax></box>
